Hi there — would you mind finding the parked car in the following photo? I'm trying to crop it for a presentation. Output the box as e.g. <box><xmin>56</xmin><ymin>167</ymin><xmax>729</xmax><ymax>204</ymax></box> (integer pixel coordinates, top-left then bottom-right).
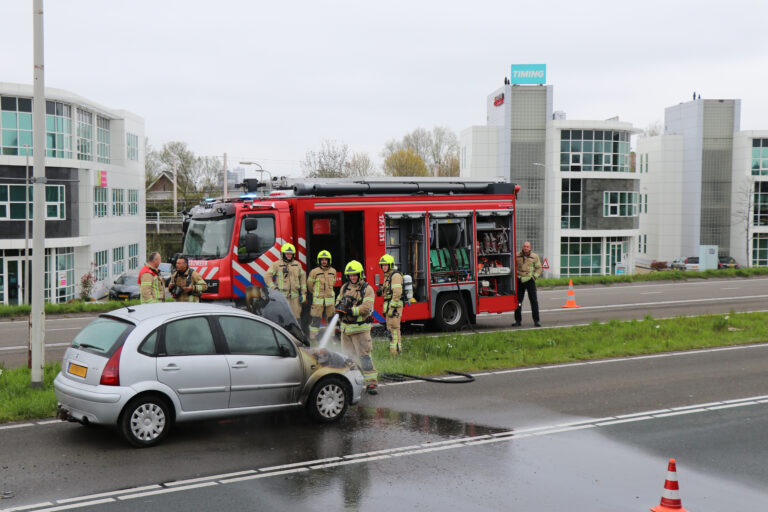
<box><xmin>717</xmin><ymin>256</ymin><xmax>740</xmax><ymax>269</ymax></box>
<box><xmin>54</xmin><ymin>303</ymin><xmax>363</xmax><ymax>447</ymax></box>
<box><xmin>670</xmin><ymin>257</ymin><xmax>699</xmax><ymax>271</ymax></box>
<box><xmin>108</xmin><ymin>273</ymin><xmax>140</xmax><ymax>301</ymax></box>
<box><xmin>157</xmin><ymin>262</ymin><xmax>173</xmax><ymax>285</ymax></box>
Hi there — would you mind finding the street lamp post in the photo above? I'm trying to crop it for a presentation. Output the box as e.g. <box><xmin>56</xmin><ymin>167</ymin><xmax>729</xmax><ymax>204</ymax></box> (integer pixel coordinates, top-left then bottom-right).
<box><xmin>172</xmin><ymin>157</ymin><xmax>178</xmax><ymax>215</ymax></box>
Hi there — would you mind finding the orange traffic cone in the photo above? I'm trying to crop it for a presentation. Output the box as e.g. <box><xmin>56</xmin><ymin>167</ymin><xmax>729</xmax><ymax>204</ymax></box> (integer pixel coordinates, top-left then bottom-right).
<box><xmin>650</xmin><ymin>458</ymin><xmax>689</xmax><ymax>512</ymax></box>
<box><xmin>561</xmin><ymin>279</ymin><xmax>580</xmax><ymax>308</ymax></box>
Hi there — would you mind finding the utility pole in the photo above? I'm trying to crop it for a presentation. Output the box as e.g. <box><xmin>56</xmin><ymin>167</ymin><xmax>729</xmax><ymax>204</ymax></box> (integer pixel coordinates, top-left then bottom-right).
<box><xmin>222</xmin><ymin>152</ymin><xmax>228</xmax><ymax>198</ymax></box>
<box><xmin>172</xmin><ymin>157</ymin><xmax>178</xmax><ymax>215</ymax></box>
<box><xmin>24</xmin><ymin>145</ymin><xmax>30</xmax><ymax>305</ymax></box>
<box><xmin>30</xmin><ymin>0</ymin><xmax>46</xmax><ymax>387</ymax></box>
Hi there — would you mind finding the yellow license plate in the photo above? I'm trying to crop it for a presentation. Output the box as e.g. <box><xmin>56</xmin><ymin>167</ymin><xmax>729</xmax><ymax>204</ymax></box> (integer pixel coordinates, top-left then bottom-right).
<box><xmin>68</xmin><ymin>362</ymin><xmax>87</xmax><ymax>378</ymax></box>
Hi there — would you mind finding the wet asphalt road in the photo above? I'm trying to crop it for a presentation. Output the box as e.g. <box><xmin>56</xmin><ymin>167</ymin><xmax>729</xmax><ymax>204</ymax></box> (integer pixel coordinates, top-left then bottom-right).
<box><xmin>1</xmin><ymin>277</ymin><xmax>767</xmax><ymax>368</ymax></box>
<box><xmin>2</xmin><ymin>343</ymin><xmax>768</xmax><ymax>511</ymax></box>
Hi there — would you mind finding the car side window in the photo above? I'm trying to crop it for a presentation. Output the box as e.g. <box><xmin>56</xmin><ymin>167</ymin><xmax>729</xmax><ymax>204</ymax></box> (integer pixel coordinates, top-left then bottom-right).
<box><xmin>218</xmin><ymin>316</ymin><xmax>281</xmax><ymax>356</ymax></box>
<box><xmin>274</xmin><ymin>330</ymin><xmax>297</xmax><ymax>357</ymax></box>
<box><xmin>138</xmin><ymin>330</ymin><xmax>159</xmax><ymax>356</ymax></box>
<box><xmin>164</xmin><ymin>317</ymin><xmax>216</xmax><ymax>356</ymax></box>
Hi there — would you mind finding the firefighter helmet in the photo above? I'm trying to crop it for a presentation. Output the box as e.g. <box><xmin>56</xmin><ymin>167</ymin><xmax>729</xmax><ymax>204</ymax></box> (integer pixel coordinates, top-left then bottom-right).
<box><xmin>280</xmin><ymin>243</ymin><xmax>296</xmax><ymax>255</ymax></box>
<box><xmin>344</xmin><ymin>260</ymin><xmax>364</xmax><ymax>276</ymax></box>
<box><xmin>378</xmin><ymin>254</ymin><xmax>395</xmax><ymax>268</ymax></box>
<box><xmin>317</xmin><ymin>250</ymin><xmax>332</xmax><ymax>264</ymax></box>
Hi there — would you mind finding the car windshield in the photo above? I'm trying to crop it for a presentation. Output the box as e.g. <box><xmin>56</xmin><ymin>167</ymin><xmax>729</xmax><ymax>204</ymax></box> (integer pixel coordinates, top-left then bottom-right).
<box><xmin>158</xmin><ymin>263</ymin><xmax>172</xmax><ymax>273</ymax></box>
<box><xmin>182</xmin><ymin>215</ymin><xmax>235</xmax><ymax>260</ymax></box>
<box><xmin>71</xmin><ymin>317</ymin><xmax>134</xmax><ymax>354</ymax></box>
<box><xmin>114</xmin><ymin>275</ymin><xmax>135</xmax><ymax>285</ymax></box>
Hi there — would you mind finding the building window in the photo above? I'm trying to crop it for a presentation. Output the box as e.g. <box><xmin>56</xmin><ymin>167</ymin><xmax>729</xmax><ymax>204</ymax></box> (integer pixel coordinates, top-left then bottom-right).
<box><xmin>1</xmin><ymin>96</ymin><xmax>34</xmax><ymax>156</ymax></box>
<box><xmin>603</xmin><ymin>191</ymin><xmax>639</xmax><ymax>217</ymax></box>
<box><xmin>96</xmin><ymin>116</ymin><xmax>110</xmax><ymax>164</ymax></box>
<box><xmin>112</xmin><ymin>188</ymin><xmax>124</xmax><ymax>216</ymax></box>
<box><xmin>127</xmin><ymin>133</ymin><xmax>139</xmax><ymax>161</ymax></box>
<box><xmin>94</xmin><ymin>187</ymin><xmax>108</xmax><ymax>218</ymax></box>
<box><xmin>752</xmin><ymin>139</ymin><xmax>768</xmax><ymax>176</ymax></box>
<box><xmin>77</xmin><ymin>108</ymin><xmax>93</xmax><ymax>161</ymax></box>
<box><xmin>753</xmin><ymin>234</ymin><xmax>768</xmax><ymax>267</ymax></box>
<box><xmin>55</xmin><ymin>247</ymin><xmax>75</xmax><ymax>303</ymax></box>
<box><xmin>46</xmin><ymin>101</ymin><xmax>73</xmax><ymax>158</ymax></box>
<box><xmin>561</xmin><ymin>178</ymin><xmax>581</xmax><ymax>228</ymax></box>
<box><xmin>94</xmin><ymin>249</ymin><xmax>109</xmax><ymax>281</ymax></box>
<box><xmin>127</xmin><ymin>189</ymin><xmax>138</xmax><ymax>215</ymax></box>
<box><xmin>560</xmin><ymin>237</ymin><xmax>602</xmax><ymax>276</ymax></box>
<box><xmin>112</xmin><ymin>246</ymin><xmax>125</xmax><ymax>276</ymax></box>
<box><xmin>560</xmin><ymin>129</ymin><xmax>631</xmax><ymax>173</ymax></box>
<box><xmin>755</xmin><ymin>181</ymin><xmax>768</xmax><ymax>227</ymax></box>
<box><xmin>643</xmin><ymin>234</ymin><xmax>647</xmax><ymax>254</ymax></box>
<box><xmin>644</xmin><ymin>194</ymin><xmax>648</xmax><ymax>213</ymax></box>
<box><xmin>128</xmin><ymin>243</ymin><xmax>139</xmax><ymax>270</ymax></box>
<box><xmin>0</xmin><ymin>184</ymin><xmax>65</xmax><ymax>220</ymax></box>
<box><xmin>645</xmin><ymin>154</ymin><xmax>649</xmax><ymax>173</ymax></box>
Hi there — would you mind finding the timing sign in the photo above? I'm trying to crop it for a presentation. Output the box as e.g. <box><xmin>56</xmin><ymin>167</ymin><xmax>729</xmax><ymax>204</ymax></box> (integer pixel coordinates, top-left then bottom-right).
<box><xmin>510</xmin><ymin>64</ymin><xmax>546</xmax><ymax>85</ymax></box>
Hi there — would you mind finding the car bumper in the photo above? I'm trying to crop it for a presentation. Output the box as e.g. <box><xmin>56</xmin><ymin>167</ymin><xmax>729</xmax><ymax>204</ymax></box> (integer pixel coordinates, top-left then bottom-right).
<box><xmin>346</xmin><ymin>369</ymin><xmax>364</xmax><ymax>405</ymax></box>
<box><xmin>54</xmin><ymin>373</ymin><xmax>134</xmax><ymax>425</ymax></box>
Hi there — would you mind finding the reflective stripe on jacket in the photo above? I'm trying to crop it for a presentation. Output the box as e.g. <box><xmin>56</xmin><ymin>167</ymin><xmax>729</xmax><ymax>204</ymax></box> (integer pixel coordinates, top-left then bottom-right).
<box><xmin>307</xmin><ymin>266</ymin><xmax>336</xmax><ymax>306</ymax></box>
<box><xmin>266</xmin><ymin>260</ymin><xmax>307</xmax><ymax>298</ymax></box>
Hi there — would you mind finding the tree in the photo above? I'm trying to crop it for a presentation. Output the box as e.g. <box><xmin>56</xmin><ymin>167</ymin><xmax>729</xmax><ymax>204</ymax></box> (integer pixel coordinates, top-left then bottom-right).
<box><xmin>383</xmin><ymin>148</ymin><xmax>429</xmax><ymax>177</ymax></box>
<box><xmin>193</xmin><ymin>155</ymin><xmax>224</xmax><ymax>197</ymax></box>
<box><xmin>383</xmin><ymin>126</ymin><xmax>459</xmax><ymax>177</ymax></box>
<box><xmin>303</xmin><ymin>139</ymin><xmax>350</xmax><ymax>178</ymax></box>
<box><xmin>144</xmin><ymin>137</ymin><xmax>161</xmax><ymax>188</ymax></box>
<box><xmin>643</xmin><ymin>120</ymin><xmax>663</xmax><ymax>137</ymax></box>
<box><xmin>731</xmin><ymin>175</ymin><xmax>756</xmax><ymax>267</ymax></box>
<box><xmin>345</xmin><ymin>152</ymin><xmax>375</xmax><ymax>177</ymax></box>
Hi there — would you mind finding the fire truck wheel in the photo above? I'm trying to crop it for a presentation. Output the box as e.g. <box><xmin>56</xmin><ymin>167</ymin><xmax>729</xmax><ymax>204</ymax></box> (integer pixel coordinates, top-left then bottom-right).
<box><xmin>434</xmin><ymin>293</ymin><xmax>467</xmax><ymax>332</ymax></box>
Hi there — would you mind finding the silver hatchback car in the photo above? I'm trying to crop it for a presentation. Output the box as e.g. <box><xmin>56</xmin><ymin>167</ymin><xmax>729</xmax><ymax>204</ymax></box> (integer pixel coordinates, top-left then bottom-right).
<box><xmin>54</xmin><ymin>303</ymin><xmax>363</xmax><ymax>447</ymax></box>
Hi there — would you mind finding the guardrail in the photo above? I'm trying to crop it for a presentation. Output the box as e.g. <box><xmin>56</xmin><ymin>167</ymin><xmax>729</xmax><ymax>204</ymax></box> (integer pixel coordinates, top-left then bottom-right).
<box><xmin>146</xmin><ymin>212</ymin><xmax>183</xmax><ymax>233</ymax></box>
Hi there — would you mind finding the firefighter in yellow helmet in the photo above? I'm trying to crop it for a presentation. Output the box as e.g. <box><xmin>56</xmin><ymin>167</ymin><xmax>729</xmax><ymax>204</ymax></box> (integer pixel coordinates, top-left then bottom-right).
<box><xmin>307</xmin><ymin>250</ymin><xmax>337</xmax><ymax>345</ymax></box>
<box><xmin>378</xmin><ymin>253</ymin><xmax>404</xmax><ymax>355</ymax></box>
<box><xmin>266</xmin><ymin>242</ymin><xmax>307</xmax><ymax>319</ymax></box>
<box><xmin>336</xmin><ymin>260</ymin><xmax>378</xmax><ymax>394</ymax></box>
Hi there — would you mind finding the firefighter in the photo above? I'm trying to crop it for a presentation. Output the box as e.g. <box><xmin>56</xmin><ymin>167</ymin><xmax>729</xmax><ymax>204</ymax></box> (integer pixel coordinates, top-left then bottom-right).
<box><xmin>378</xmin><ymin>253</ymin><xmax>404</xmax><ymax>355</ymax></box>
<box><xmin>307</xmin><ymin>250</ymin><xmax>336</xmax><ymax>345</ymax></box>
<box><xmin>138</xmin><ymin>252</ymin><xmax>165</xmax><ymax>304</ymax></box>
<box><xmin>266</xmin><ymin>242</ymin><xmax>307</xmax><ymax>319</ymax></box>
<box><xmin>168</xmin><ymin>255</ymin><xmax>207</xmax><ymax>302</ymax></box>
<box><xmin>336</xmin><ymin>260</ymin><xmax>378</xmax><ymax>394</ymax></box>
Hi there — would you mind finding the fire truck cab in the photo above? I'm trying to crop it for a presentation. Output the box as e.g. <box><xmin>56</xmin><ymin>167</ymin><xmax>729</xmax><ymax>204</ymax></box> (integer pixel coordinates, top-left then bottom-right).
<box><xmin>180</xmin><ymin>179</ymin><xmax>520</xmax><ymax>331</ymax></box>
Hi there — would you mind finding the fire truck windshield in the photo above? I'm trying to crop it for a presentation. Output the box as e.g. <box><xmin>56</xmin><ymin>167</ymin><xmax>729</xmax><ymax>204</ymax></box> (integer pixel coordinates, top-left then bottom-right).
<box><xmin>182</xmin><ymin>215</ymin><xmax>235</xmax><ymax>260</ymax></box>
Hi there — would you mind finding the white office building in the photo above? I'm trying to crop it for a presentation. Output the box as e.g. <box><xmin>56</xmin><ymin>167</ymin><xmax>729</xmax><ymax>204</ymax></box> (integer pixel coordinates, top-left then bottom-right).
<box><xmin>634</xmin><ymin>98</ymin><xmax>768</xmax><ymax>267</ymax></box>
<box><xmin>0</xmin><ymin>83</ymin><xmax>145</xmax><ymax>304</ymax></box>
<box><xmin>461</xmin><ymin>74</ymin><xmax>640</xmax><ymax>277</ymax></box>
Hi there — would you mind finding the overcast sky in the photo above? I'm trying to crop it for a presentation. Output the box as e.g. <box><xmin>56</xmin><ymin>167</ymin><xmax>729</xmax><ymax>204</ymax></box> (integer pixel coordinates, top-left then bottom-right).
<box><xmin>3</xmin><ymin>1</ymin><xmax>767</xmax><ymax>176</ymax></box>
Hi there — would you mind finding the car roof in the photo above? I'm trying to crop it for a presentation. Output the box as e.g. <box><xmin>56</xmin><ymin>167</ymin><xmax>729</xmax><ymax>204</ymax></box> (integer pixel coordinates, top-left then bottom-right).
<box><xmin>103</xmin><ymin>302</ymin><xmax>257</xmax><ymax>325</ymax></box>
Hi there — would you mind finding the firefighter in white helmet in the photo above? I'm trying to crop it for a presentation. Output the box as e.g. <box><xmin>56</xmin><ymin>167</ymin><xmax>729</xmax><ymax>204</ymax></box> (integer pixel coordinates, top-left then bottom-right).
<box><xmin>266</xmin><ymin>242</ymin><xmax>307</xmax><ymax>319</ymax></box>
<box><xmin>336</xmin><ymin>260</ymin><xmax>378</xmax><ymax>394</ymax></box>
<box><xmin>307</xmin><ymin>250</ymin><xmax>336</xmax><ymax>344</ymax></box>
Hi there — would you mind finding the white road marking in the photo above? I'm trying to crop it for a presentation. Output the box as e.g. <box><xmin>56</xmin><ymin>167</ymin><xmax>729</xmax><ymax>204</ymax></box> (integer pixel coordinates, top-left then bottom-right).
<box><xmin>56</xmin><ymin>486</ymin><xmax>161</xmax><ymax>504</ymax></box>
<box><xmin>538</xmin><ymin>294</ymin><xmax>768</xmax><ymax>314</ymax></box>
<box><xmin>0</xmin><ymin>343</ymin><xmax>69</xmax><ymax>352</ymax></box>
<box><xmin>6</xmin><ymin>394</ymin><xmax>767</xmax><ymax>512</ymax></box>
<box><xmin>640</xmin><ymin>291</ymin><xmax>662</xmax><ymax>295</ymax></box>
<box><xmin>117</xmin><ymin>481</ymin><xmax>218</xmax><ymax>500</ymax></box>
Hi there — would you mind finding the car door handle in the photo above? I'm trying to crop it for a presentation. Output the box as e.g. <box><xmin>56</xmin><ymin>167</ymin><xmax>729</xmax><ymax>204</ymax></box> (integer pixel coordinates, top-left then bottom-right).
<box><xmin>231</xmin><ymin>362</ymin><xmax>248</xmax><ymax>369</ymax></box>
<box><xmin>162</xmin><ymin>364</ymin><xmax>181</xmax><ymax>371</ymax></box>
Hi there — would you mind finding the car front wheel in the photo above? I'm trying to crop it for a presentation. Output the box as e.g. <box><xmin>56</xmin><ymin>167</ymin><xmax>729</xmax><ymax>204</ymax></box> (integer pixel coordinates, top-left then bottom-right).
<box><xmin>307</xmin><ymin>377</ymin><xmax>349</xmax><ymax>423</ymax></box>
<box><xmin>120</xmin><ymin>395</ymin><xmax>172</xmax><ymax>448</ymax></box>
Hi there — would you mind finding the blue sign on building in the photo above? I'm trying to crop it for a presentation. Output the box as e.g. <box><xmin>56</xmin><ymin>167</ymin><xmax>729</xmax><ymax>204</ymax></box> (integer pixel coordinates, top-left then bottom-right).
<box><xmin>510</xmin><ymin>64</ymin><xmax>546</xmax><ymax>85</ymax></box>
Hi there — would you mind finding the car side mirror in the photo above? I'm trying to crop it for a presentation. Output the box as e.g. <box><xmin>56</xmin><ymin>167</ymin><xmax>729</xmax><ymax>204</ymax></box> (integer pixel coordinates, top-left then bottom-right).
<box><xmin>243</xmin><ymin>218</ymin><xmax>259</xmax><ymax>232</ymax></box>
<box><xmin>278</xmin><ymin>344</ymin><xmax>292</xmax><ymax>357</ymax></box>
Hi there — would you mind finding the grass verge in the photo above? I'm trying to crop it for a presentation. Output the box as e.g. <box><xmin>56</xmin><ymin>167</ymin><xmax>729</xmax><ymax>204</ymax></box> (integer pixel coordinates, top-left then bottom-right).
<box><xmin>2</xmin><ymin>311</ymin><xmax>766</xmax><ymax>423</ymax></box>
<box><xmin>536</xmin><ymin>266</ymin><xmax>768</xmax><ymax>288</ymax></box>
<box><xmin>0</xmin><ymin>299</ymin><xmax>144</xmax><ymax>319</ymax></box>
<box><xmin>372</xmin><ymin>311</ymin><xmax>768</xmax><ymax>377</ymax></box>
<box><xmin>0</xmin><ymin>362</ymin><xmax>60</xmax><ymax>422</ymax></box>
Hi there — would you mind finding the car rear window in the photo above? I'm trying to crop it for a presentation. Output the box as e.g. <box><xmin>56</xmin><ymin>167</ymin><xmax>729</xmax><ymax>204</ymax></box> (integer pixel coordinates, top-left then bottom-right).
<box><xmin>71</xmin><ymin>317</ymin><xmax>134</xmax><ymax>355</ymax></box>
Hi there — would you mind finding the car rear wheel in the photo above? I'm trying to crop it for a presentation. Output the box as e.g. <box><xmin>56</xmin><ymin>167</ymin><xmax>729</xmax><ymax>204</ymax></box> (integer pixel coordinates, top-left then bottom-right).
<box><xmin>307</xmin><ymin>377</ymin><xmax>348</xmax><ymax>423</ymax></box>
<box><xmin>120</xmin><ymin>395</ymin><xmax>172</xmax><ymax>448</ymax></box>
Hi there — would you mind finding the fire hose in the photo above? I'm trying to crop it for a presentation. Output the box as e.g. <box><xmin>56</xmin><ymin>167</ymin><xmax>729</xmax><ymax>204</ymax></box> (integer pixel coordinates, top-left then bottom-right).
<box><xmin>379</xmin><ymin>371</ymin><xmax>475</xmax><ymax>384</ymax></box>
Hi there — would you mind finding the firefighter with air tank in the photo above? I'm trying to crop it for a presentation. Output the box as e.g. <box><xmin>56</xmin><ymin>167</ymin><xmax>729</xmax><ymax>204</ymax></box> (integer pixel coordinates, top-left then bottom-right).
<box><xmin>307</xmin><ymin>250</ymin><xmax>337</xmax><ymax>344</ymax></box>
<box><xmin>266</xmin><ymin>243</ymin><xmax>307</xmax><ymax>319</ymax></box>
<box><xmin>335</xmin><ymin>260</ymin><xmax>378</xmax><ymax>394</ymax></box>
<box><xmin>378</xmin><ymin>253</ymin><xmax>404</xmax><ymax>355</ymax></box>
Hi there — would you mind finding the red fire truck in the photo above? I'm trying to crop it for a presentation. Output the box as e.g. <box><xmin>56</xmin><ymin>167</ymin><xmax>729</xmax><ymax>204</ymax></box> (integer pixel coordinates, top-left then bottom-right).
<box><xmin>180</xmin><ymin>179</ymin><xmax>520</xmax><ymax>331</ymax></box>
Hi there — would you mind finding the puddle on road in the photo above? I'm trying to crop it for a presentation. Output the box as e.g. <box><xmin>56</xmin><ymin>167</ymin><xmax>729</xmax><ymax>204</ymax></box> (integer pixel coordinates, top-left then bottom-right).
<box><xmin>349</xmin><ymin>406</ymin><xmax>507</xmax><ymax>438</ymax></box>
